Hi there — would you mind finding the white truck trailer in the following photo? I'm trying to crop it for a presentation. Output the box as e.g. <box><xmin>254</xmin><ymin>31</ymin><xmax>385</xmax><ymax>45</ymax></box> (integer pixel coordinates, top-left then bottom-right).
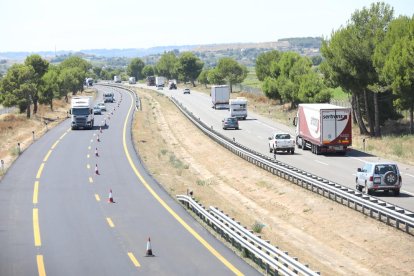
<box><xmin>229</xmin><ymin>97</ymin><xmax>248</xmax><ymax>120</ymax></box>
<box><xmin>293</xmin><ymin>103</ymin><xmax>352</xmax><ymax>154</ymax></box>
<box><xmin>114</xmin><ymin>76</ymin><xmax>122</xmax><ymax>83</ymax></box>
<box><xmin>128</xmin><ymin>77</ymin><xmax>136</xmax><ymax>84</ymax></box>
<box><xmin>211</xmin><ymin>85</ymin><xmax>230</xmax><ymax>109</ymax></box>
<box><xmin>155</xmin><ymin>76</ymin><xmax>165</xmax><ymax>88</ymax></box>
<box><xmin>70</xmin><ymin>96</ymin><xmax>94</xmax><ymax>130</ymax></box>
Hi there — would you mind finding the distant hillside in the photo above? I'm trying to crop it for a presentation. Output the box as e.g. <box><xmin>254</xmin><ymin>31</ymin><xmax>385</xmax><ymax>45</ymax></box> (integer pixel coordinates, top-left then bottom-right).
<box><xmin>278</xmin><ymin>37</ymin><xmax>322</xmax><ymax>49</ymax></box>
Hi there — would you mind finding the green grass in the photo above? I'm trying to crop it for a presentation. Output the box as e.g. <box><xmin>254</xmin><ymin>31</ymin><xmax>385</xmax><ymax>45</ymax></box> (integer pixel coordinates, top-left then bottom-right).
<box><xmin>241</xmin><ymin>67</ymin><xmax>261</xmax><ymax>88</ymax></box>
<box><xmin>330</xmin><ymin>87</ymin><xmax>349</xmax><ymax>100</ymax></box>
<box><xmin>252</xmin><ymin>221</ymin><xmax>265</xmax><ymax>233</ymax></box>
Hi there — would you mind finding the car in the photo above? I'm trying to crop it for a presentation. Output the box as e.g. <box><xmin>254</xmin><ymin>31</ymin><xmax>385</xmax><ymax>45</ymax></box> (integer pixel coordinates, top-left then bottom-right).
<box><xmin>97</xmin><ymin>102</ymin><xmax>106</xmax><ymax>111</ymax></box>
<box><xmin>93</xmin><ymin>106</ymin><xmax>102</xmax><ymax>115</ymax></box>
<box><xmin>356</xmin><ymin>162</ymin><xmax>402</xmax><ymax>196</ymax></box>
<box><xmin>222</xmin><ymin>117</ymin><xmax>239</xmax><ymax>130</ymax></box>
<box><xmin>183</xmin><ymin>88</ymin><xmax>190</xmax><ymax>94</ymax></box>
<box><xmin>268</xmin><ymin>132</ymin><xmax>295</xmax><ymax>154</ymax></box>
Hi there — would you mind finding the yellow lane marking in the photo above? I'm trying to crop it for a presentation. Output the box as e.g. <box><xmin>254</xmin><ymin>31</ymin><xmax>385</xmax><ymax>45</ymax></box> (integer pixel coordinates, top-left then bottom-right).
<box><xmin>127</xmin><ymin>252</ymin><xmax>141</xmax><ymax>267</ymax></box>
<box><xmin>106</xmin><ymin>218</ymin><xmax>115</xmax><ymax>228</ymax></box>
<box><xmin>95</xmin><ymin>194</ymin><xmax>100</xmax><ymax>201</ymax></box>
<box><xmin>33</xmin><ymin>208</ymin><xmax>41</xmax><ymax>246</ymax></box>
<box><xmin>37</xmin><ymin>255</ymin><xmax>46</xmax><ymax>276</ymax></box>
<box><xmin>59</xmin><ymin>132</ymin><xmax>67</xmax><ymax>140</ymax></box>
<box><xmin>33</xmin><ymin>181</ymin><xmax>39</xmax><ymax>204</ymax></box>
<box><xmin>89</xmin><ymin>177</ymin><xmax>93</xmax><ymax>183</ymax></box>
<box><xmin>87</xmin><ymin>164</ymin><xmax>90</xmax><ymax>169</ymax></box>
<box><xmin>36</xmin><ymin>163</ymin><xmax>45</xmax><ymax>179</ymax></box>
<box><xmin>87</xmin><ymin>154</ymin><xmax>90</xmax><ymax>158</ymax></box>
<box><xmin>88</xmin><ymin>146</ymin><xmax>91</xmax><ymax>150</ymax></box>
<box><xmin>43</xmin><ymin>150</ymin><xmax>52</xmax><ymax>162</ymax></box>
<box><xmin>122</xmin><ymin>92</ymin><xmax>243</xmax><ymax>275</ymax></box>
<box><xmin>51</xmin><ymin>140</ymin><xmax>59</xmax><ymax>149</ymax></box>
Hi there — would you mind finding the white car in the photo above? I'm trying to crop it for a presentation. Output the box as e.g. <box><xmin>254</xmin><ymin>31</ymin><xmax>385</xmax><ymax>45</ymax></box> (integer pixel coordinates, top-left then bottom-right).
<box><xmin>97</xmin><ymin>102</ymin><xmax>106</xmax><ymax>111</ymax></box>
<box><xmin>268</xmin><ymin>132</ymin><xmax>295</xmax><ymax>154</ymax></box>
<box><xmin>356</xmin><ymin>162</ymin><xmax>402</xmax><ymax>196</ymax></box>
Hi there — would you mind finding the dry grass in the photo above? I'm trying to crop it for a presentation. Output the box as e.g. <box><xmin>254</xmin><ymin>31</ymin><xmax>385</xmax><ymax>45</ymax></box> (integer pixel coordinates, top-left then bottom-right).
<box><xmin>0</xmin><ymin>89</ymin><xmax>96</xmax><ymax>177</ymax></box>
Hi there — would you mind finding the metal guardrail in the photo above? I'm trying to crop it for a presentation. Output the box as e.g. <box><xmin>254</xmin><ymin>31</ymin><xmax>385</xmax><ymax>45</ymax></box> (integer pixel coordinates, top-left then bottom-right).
<box><xmin>177</xmin><ymin>195</ymin><xmax>319</xmax><ymax>276</ymax></box>
<box><xmin>170</xmin><ymin>96</ymin><xmax>414</xmax><ymax>235</ymax></box>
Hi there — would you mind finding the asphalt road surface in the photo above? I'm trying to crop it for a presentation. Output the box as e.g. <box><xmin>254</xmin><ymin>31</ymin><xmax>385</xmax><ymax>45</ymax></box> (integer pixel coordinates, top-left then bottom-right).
<box><xmin>0</xmin><ymin>85</ymin><xmax>259</xmax><ymax>276</ymax></box>
<box><xmin>136</xmin><ymin>84</ymin><xmax>414</xmax><ymax>212</ymax></box>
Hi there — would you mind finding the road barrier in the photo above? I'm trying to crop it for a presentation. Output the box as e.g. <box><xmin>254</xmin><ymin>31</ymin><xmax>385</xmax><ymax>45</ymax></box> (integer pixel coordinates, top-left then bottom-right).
<box><xmin>177</xmin><ymin>195</ymin><xmax>319</xmax><ymax>276</ymax></box>
<box><xmin>170</xmin><ymin>96</ymin><xmax>414</xmax><ymax>235</ymax></box>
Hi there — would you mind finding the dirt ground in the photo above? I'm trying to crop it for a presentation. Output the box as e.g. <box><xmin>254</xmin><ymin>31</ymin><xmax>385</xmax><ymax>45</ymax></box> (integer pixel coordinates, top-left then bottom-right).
<box><xmin>132</xmin><ymin>88</ymin><xmax>414</xmax><ymax>276</ymax></box>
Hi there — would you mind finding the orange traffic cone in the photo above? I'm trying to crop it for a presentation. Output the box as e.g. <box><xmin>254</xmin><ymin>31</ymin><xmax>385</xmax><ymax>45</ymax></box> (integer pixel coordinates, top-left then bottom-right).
<box><xmin>100</xmin><ymin>126</ymin><xmax>102</xmax><ymax>133</ymax></box>
<box><xmin>145</xmin><ymin>237</ymin><xmax>154</xmax><ymax>257</ymax></box>
<box><xmin>95</xmin><ymin>147</ymin><xmax>99</xmax><ymax>157</ymax></box>
<box><xmin>95</xmin><ymin>164</ymin><xmax>99</xmax><ymax>175</ymax></box>
<box><xmin>108</xmin><ymin>189</ymin><xmax>114</xmax><ymax>203</ymax></box>
<box><xmin>97</xmin><ymin>134</ymin><xmax>100</xmax><ymax>142</ymax></box>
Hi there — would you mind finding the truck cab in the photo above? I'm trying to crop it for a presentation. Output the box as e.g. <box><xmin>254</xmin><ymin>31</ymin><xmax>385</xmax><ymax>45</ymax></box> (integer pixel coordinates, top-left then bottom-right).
<box><xmin>70</xmin><ymin>97</ymin><xmax>94</xmax><ymax>130</ymax></box>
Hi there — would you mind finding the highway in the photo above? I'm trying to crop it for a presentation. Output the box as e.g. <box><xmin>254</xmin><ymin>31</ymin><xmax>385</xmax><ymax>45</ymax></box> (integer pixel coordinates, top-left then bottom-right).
<box><xmin>0</xmin><ymin>85</ymin><xmax>259</xmax><ymax>275</ymax></box>
<box><xmin>137</xmin><ymin>84</ymin><xmax>414</xmax><ymax>212</ymax></box>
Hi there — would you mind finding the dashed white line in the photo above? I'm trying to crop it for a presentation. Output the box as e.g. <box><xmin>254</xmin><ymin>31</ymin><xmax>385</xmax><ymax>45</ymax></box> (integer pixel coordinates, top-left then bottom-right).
<box><xmin>405</xmin><ymin>173</ymin><xmax>414</xmax><ymax>178</ymax></box>
<box><xmin>315</xmin><ymin>160</ymin><xmax>329</xmax><ymax>166</ymax></box>
<box><xmin>350</xmin><ymin>157</ymin><xmax>367</xmax><ymax>163</ymax></box>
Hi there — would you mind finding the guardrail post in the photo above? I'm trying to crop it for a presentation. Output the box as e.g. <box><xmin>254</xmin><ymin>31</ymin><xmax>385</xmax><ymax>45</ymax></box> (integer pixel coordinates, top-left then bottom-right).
<box><xmin>17</xmin><ymin>143</ymin><xmax>21</xmax><ymax>155</ymax></box>
<box><xmin>32</xmin><ymin>131</ymin><xmax>35</xmax><ymax>142</ymax></box>
<box><xmin>1</xmin><ymin>159</ymin><xmax>4</xmax><ymax>174</ymax></box>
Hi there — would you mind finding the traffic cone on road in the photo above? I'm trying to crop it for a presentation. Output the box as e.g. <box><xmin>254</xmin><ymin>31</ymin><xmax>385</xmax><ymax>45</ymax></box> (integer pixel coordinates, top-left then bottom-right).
<box><xmin>97</xmin><ymin>134</ymin><xmax>100</xmax><ymax>142</ymax></box>
<box><xmin>145</xmin><ymin>237</ymin><xmax>154</xmax><ymax>257</ymax></box>
<box><xmin>95</xmin><ymin>164</ymin><xmax>99</xmax><ymax>175</ymax></box>
<box><xmin>108</xmin><ymin>189</ymin><xmax>114</xmax><ymax>203</ymax></box>
<box><xmin>100</xmin><ymin>126</ymin><xmax>102</xmax><ymax>133</ymax></box>
<box><xmin>95</xmin><ymin>147</ymin><xmax>99</xmax><ymax>157</ymax></box>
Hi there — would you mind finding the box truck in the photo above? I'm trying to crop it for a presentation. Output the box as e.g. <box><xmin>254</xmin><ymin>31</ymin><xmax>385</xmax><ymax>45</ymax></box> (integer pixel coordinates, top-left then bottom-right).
<box><xmin>229</xmin><ymin>97</ymin><xmax>248</xmax><ymax>120</ymax></box>
<box><xmin>128</xmin><ymin>77</ymin><xmax>136</xmax><ymax>84</ymax></box>
<box><xmin>155</xmin><ymin>76</ymin><xmax>165</xmax><ymax>88</ymax></box>
<box><xmin>293</xmin><ymin>103</ymin><xmax>352</xmax><ymax>154</ymax></box>
<box><xmin>70</xmin><ymin>96</ymin><xmax>94</xmax><ymax>130</ymax></box>
<box><xmin>211</xmin><ymin>85</ymin><xmax>230</xmax><ymax>109</ymax></box>
<box><xmin>146</xmin><ymin>76</ymin><xmax>156</xmax><ymax>86</ymax></box>
<box><xmin>114</xmin><ymin>76</ymin><xmax>122</xmax><ymax>83</ymax></box>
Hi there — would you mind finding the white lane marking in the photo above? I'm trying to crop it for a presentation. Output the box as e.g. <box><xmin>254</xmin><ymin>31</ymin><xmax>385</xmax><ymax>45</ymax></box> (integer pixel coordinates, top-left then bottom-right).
<box><xmin>405</xmin><ymin>173</ymin><xmax>414</xmax><ymax>178</ymax></box>
<box><xmin>257</xmin><ymin>136</ymin><xmax>263</xmax><ymax>139</ymax></box>
<box><xmin>402</xmin><ymin>190</ymin><xmax>414</xmax><ymax>196</ymax></box>
<box><xmin>350</xmin><ymin>157</ymin><xmax>368</xmax><ymax>163</ymax></box>
<box><xmin>255</xmin><ymin>120</ymin><xmax>277</xmax><ymax>130</ymax></box>
<box><xmin>351</xmin><ymin>173</ymin><xmax>356</xmax><ymax>176</ymax></box>
<box><xmin>315</xmin><ymin>160</ymin><xmax>329</xmax><ymax>166</ymax></box>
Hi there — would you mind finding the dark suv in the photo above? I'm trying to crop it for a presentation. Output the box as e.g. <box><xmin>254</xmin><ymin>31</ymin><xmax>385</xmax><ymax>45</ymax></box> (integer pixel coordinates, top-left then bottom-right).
<box><xmin>222</xmin><ymin>117</ymin><xmax>239</xmax><ymax>130</ymax></box>
<box><xmin>356</xmin><ymin>162</ymin><xmax>402</xmax><ymax>196</ymax></box>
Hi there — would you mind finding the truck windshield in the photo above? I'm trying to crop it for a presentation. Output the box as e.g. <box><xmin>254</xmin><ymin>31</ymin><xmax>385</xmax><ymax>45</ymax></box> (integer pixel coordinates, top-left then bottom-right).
<box><xmin>72</xmin><ymin>108</ymin><xmax>89</xmax><ymax>116</ymax></box>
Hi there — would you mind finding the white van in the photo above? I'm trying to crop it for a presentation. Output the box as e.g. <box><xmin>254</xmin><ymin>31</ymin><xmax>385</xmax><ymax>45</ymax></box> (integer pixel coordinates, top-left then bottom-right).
<box><xmin>229</xmin><ymin>98</ymin><xmax>248</xmax><ymax>120</ymax></box>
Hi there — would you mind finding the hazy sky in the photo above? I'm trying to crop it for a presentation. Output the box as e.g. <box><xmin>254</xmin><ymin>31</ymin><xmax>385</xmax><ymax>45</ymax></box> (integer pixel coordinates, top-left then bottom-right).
<box><xmin>0</xmin><ymin>0</ymin><xmax>412</xmax><ymax>52</ymax></box>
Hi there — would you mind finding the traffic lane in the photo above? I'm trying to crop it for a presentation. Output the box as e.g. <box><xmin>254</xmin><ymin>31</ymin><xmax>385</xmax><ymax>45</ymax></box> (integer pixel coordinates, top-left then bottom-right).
<box><xmin>117</xmin><ymin>87</ymin><xmax>260</xmax><ymax>275</ymax></box>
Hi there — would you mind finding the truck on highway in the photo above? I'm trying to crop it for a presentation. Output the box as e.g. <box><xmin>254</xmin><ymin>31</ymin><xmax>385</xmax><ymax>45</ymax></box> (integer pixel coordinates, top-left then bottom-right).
<box><xmin>114</xmin><ymin>76</ymin><xmax>122</xmax><ymax>83</ymax></box>
<box><xmin>229</xmin><ymin>97</ymin><xmax>247</xmax><ymax>120</ymax></box>
<box><xmin>146</xmin><ymin>76</ymin><xmax>156</xmax><ymax>86</ymax></box>
<box><xmin>70</xmin><ymin>96</ymin><xmax>94</xmax><ymax>130</ymax></box>
<box><xmin>211</xmin><ymin>85</ymin><xmax>230</xmax><ymax>109</ymax></box>
<box><xmin>168</xmin><ymin>79</ymin><xmax>177</xmax><ymax>90</ymax></box>
<box><xmin>128</xmin><ymin>77</ymin><xmax>136</xmax><ymax>84</ymax></box>
<box><xmin>293</xmin><ymin>103</ymin><xmax>352</xmax><ymax>154</ymax></box>
<box><xmin>155</xmin><ymin>76</ymin><xmax>165</xmax><ymax>88</ymax></box>
<box><xmin>85</xmin><ymin>78</ymin><xmax>93</xmax><ymax>86</ymax></box>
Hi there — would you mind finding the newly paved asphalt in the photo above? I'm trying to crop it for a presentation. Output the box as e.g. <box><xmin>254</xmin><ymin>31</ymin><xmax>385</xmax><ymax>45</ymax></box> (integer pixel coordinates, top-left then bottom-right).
<box><xmin>0</xmin><ymin>85</ymin><xmax>259</xmax><ymax>275</ymax></box>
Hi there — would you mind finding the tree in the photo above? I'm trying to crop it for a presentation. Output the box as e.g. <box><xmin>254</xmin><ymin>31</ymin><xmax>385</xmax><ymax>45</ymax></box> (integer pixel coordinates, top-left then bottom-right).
<box><xmin>377</xmin><ymin>16</ymin><xmax>414</xmax><ymax>134</ymax></box>
<box><xmin>142</xmin><ymin>65</ymin><xmax>155</xmax><ymax>78</ymax></box>
<box><xmin>262</xmin><ymin>77</ymin><xmax>281</xmax><ymax>101</ymax></box>
<box><xmin>197</xmin><ymin>69</ymin><xmax>210</xmax><ymax>88</ymax></box>
<box><xmin>156</xmin><ymin>52</ymin><xmax>178</xmax><ymax>79</ymax></box>
<box><xmin>0</xmin><ymin>64</ymin><xmax>36</xmax><ymax>118</ymax></box>
<box><xmin>59</xmin><ymin>56</ymin><xmax>91</xmax><ymax>94</ymax></box>
<box><xmin>24</xmin><ymin>54</ymin><xmax>49</xmax><ymax>114</ymax></box>
<box><xmin>39</xmin><ymin>65</ymin><xmax>60</xmax><ymax>110</ymax></box>
<box><xmin>216</xmin><ymin>58</ymin><xmax>247</xmax><ymax>93</ymax></box>
<box><xmin>207</xmin><ymin>68</ymin><xmax>225</xmax><ymax>85</ymax></box>
<box><xmin>127</xmin><ymin>58</ymin><xmax>145</xmax><ymax>80</ymax></box>
<box><xmin>177</xmin><ymin>52</ymin><xmax>204</xmax><ymax>86</ymax></box>
<box><xmin>255</xmin><ymin>50</ymin><xmax>281</xmax><ymax>81</ymax></box>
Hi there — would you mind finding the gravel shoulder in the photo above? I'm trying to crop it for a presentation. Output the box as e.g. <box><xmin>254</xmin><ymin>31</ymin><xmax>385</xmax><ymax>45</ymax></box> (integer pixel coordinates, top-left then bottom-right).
<box><xmin>132</xmin><ymin>88</ymin><xmax>414</xmax><ymax>275</ymax></box>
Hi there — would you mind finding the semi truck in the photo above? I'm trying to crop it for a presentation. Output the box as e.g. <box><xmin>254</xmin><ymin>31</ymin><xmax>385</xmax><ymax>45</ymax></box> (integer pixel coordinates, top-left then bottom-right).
<box><xmin>155</xmin><ymin>76</ymin><xmax>165</xmax><ymax>88</ymax></box>
<box><xmin>211</xmin><ymin>85</ymin><xmax>230</xmax><ymax>109</ymax></box>
<box><xmin>70</xmin><ymin>96</ymin><xmax>94</xmax><ymax>130</ymax></box>
<box><xmin>114</xmin><ymin>76</ymin><xmax>122</xmax><ymax>83</ymax></box>
<box><xmin>128</xmin><ymin>77</ymin><xmax>136</xmax><ymax>84</ymax></box>
<box><xmin>293</xmin><ymin>103</ymin><xmax>352</xmax><ymax>155</ymax></box>
<box><xmin>146</xmin><ymin>76</ymin><xmax>156</xmax><ymax>86</ymax></box>
<box><xmin>229</xmin><ymin>97</ymin><xmax>248</xmax><ymax>120</ymax></box>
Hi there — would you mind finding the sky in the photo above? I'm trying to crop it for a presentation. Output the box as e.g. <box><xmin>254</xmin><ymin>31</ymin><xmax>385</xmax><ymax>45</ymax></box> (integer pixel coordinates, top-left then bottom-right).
<box><xmin>0</xmin><ymin>0</ymin><xmax>413</xmax><ymax>52</ymax></box>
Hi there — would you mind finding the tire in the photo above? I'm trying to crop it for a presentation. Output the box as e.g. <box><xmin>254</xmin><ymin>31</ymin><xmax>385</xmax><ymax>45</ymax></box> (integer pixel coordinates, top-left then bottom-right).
<box><xmin>384</xmin><ymin>171</ymin><xmax>398</xmax><ymax>185</ymax></box>
<box><xmin>291</xmin><ymin>149</ymin><xmax>295</xmax><ymax>154</ymax></box>
<box><xmin>269</xmin><ymin>147</ymin><xmax>273</xmax><ymax>153</ymax></box>
<box><xmin>394</xmin><ymin>189</ymin><xmax>400</xmax><ymax>196</ymax></box>
<box><xmin>315</xmin><ymin>146</ymin><xmax>320</xmax><ymax>155</ymax></box>
<box><xmin>364</xmin><ymin>182</ymin><xmax>372</xmax><ymax>195</ymax></box>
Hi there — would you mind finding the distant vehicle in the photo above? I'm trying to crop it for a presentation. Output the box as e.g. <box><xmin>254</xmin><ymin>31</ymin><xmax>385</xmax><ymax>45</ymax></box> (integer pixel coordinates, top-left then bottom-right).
<box><xmin>70</xmin><ymin>96</ymin><xmax>94</xmax><ymax>130</ymax></box>
<box><xmin>268</xmin><ymin>132</ymin><xmax>295</xmax><ymax>154</ymax></box>
<box><xmin>183</xmin><ymin>88</ymin><xmax>190</xmax><ymax>94</ymax></box>
<box><xmin>146</xmin><ymin>76</ymin><xmax>156</xmax><ymax>86</ymax></box>
<box><xmin>222</xmin><ymin>117</ymin><xmax>239</xmax><ymax>130</ymax></box>
<box><xmin>97</xmin><ymin>102</ymin><xmax>106</xmax><ymax>111</ymax></box>
<box><xmin>93</xmin><ymin>105</ymin><xmax>102</xmax><ymax>115</ymax></box>
<box><xmin>85</xmin><ymin>78</ymin><xmax>93</xmax><ymax>86</ymax></box>
<box><xmin>128</xmin><ymin>77</ymin><xmax>136</xmax><ymax>84</ymax></box>
<box><xmin>211</xmin><ymin>85</ymin><xmax>230</xmax><ymax>109</ymax></box>
<box><xmin>168</xmin><ymin>79</ymin><xmax>177</xmax><ymax>90</ymax></box>
<box><xmin>114</xmin><ymin>76</ymin><xmax>122</xmax><ymax>83</ymax></box>
<box><xmin>103</xmin><ymin>92</ymin><xmax>114</xmax><ymax>103</ymax></box>
<box><xmin>229</xmin><ymin>97</ymin><xmax>247</xmax><ymax>120</ymax></box>
<box><xmin>293</xmin><ymin>103</ymin><xmax>352</xmax><ymax>155</ymax></box>
<box><xmin>356</xmin><ymin>162</ymin><xmax>402</xmax><ymax>196</ymax></box>
<box><xmin>156</xmin><ymin>76</ymin><xmax>165</xmax><ymax>88</ymax></box>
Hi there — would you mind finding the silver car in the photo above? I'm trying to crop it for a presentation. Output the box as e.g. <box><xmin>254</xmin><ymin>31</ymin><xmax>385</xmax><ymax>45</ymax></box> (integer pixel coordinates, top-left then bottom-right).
<box><xmin>356</xmin><ymin>162</ymin><xmax>402</xmax><ymax>196</ymax></box>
